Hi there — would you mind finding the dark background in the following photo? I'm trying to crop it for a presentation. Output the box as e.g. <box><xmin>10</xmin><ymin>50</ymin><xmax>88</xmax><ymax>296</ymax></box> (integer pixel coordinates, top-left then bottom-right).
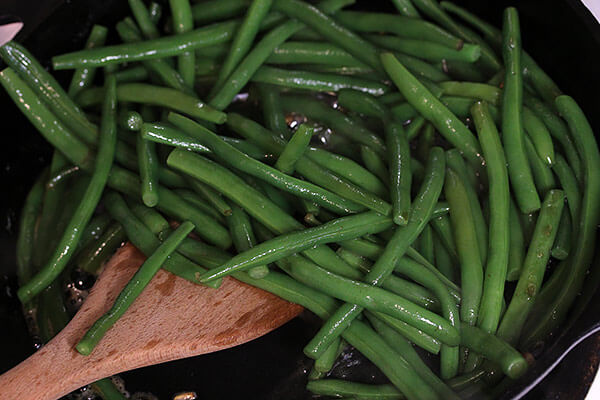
<box><xmin>0</xmin><ymin>0</ymin><xmax>599</xmax><ymax>399</ymax></box>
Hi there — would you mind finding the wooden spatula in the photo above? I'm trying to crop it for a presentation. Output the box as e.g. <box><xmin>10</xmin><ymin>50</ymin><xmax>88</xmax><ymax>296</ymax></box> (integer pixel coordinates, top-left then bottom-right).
<box><xmin>0</xmin><ymin>243</ymin><xmax>304</xmax><ymax>400</ymax></box>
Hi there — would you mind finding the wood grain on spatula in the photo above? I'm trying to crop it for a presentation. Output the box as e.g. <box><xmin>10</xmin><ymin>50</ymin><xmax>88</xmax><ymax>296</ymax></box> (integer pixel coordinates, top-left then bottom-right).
<box><xmin>0</xmin><ymin>243</ymin><xmax>303</xmax><ymax>400</ymax></box>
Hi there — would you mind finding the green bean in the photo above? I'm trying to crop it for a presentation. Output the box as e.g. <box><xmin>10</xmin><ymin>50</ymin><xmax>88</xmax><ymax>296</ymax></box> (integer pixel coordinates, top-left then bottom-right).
<box><xmin>91</xmin><ymin>379</ymin><xmax>127</xmax><ymax>400</ymax></box>
<box><xmin>274</xmin><ymin>124</ymin><xmax>313</xmax><ymax>174</ymax></box>
<box><xmin>0</xmin><ymin>42</ymin><xmax>98</xmax><ymax>147</ymax></box>
<box><xmin>335</xmin><ymin>10</ymin><xmax>463</xmax><ymax>49</ymax></box>
<box><xmin>257</xmin><ymin>84</ymin><xmax>290</xmax><ymax>139</ymax></box>
<box><xmin>272</xmin><ymin>0</ymin><xmax>383</xmax><ymax>73</ymax></box>
<box><xmin>524</xmin><ymin>95</ymin><xmax>582</xmax><ymax>182</ymax></box>
<box><xmin>367</xmin><ymin>35</ymin><xmax>481</xmax><ymax>63</ymax></box>
<box><xmin>186</xmin><ymin>178</ymin><xmax>233</xmax><ymax>217</ymax></box>
<box><xmin>148</xmin><ymin>2</ymin><xmax>162</xmax><ymax>24</ymax></box>
<box><xmin>17</xmin><ymin>76</ymin><xmax>118</xmax><ymax>304</ymax></box>
<box><xmin>140</xmin><ymin>122</ymin><xmax>210</xmax><ymax>153</ymax></box>
<box><xmin>119</xmin><ymin>110</ymin><xmax>143</xmax><ymax>132</ymax></box>
<box><xmin>114</xmin><ymin>20</ymin><xmax>192</xmax><ymax>94</ymax></box>
<box><xmin>430</xmin><ymin>215</ymin><xmax>458</xmax><ymax>263</ymax></box>
<box><xmin>169</xmin><ymin>113</ymin><xmax>378</xmax><ymax>214</ymax></box>
<box><xmin>506</xmin><ymin>199</ymin><xmax>526</xmax><ymax>281</ymax></box>
<box><xmin>390</xmin><ymin>0</ymin><xmax>420</xmax><ymax>16</ymax></box>
<box><xmin>497</xmin><ymin>190</ymin><xmax>564</xmax><ymax>345</ymax></box>
<box><xmin>439</xmin><ymin>2</ymin><xmax>499</xmax><ymax>44</ymax></box>
<box><xmin>77</xmin><ymin>222</ymin><xmax>127</xmax><ymax>274</ymax></box>
<box><xmin>391</xmin><ymin>103</ymin><xmax>418</xmax><ymax>124</ymax></box>
<box><xmin>367</xmin><ymin>313</ymin><xmax>460</xmax><ymax>400</ymax></box>
<box><xmin>137</xmin><ymin>132</ymin><xmax>160</xmax><ymax>207</ymax></box>
<box><xmin>406</xmin><ymin>116</ymin><xmax>427</xmax><ymax>141</ymax></box>
<box><xmin>410</xmin><ymin>0</ymin><xmax>502</xmax><ymax>73</ymax></box>
<box><xmin>228</xmin><ymin>204</ymin><xmax>269</xmax><ymax>279</ymax></box>
<box><xmin>460</xmin><ymin>325</ymin><xmax>527</xmax><ymax>379</ymax></box>
<box><xmin>169</xmin><ymin>0</ymin><xmax>195</xmax><ymax>86</ymax></box>
<box><xmin>439</xmin><ymin>81</ymin><xmax>501</xmax><ymax>105</ymax></box>
<box><xmin>433</xmin><ymin>230</ymin><xmax>455</xmax><ymax>282</ymax></box>
<box><xmin>523</xmin><ymin>106</ymin><xmax>556</xmax><ymax>165</ymax></box>
<box><xmin>191</xmin><ymin>0</ymin><xmax>248</xmax><ymax>24</ymax></box>
<box><xmin>361</xmin><ymin>145</ymin><xmax>389</xmax><ymax>184</ymax></box>
<box><xmin>211</xmin><ymin>0</ymin><xmax>274</xmax><ymax>95</ymax></box>
<box><xmin>304</xmin><ymin>147</ymin><xmax>446</xmax><ymax>359</ymax></box>
<box><xmin>313</xmin><ymin>337</ymin><xmax>344</xmax><ymax>374</ymax></box>
<box><xmin>78</xmin><ymin>83</ymin><xmax>226</xmax><ymax>124</ymax></box>
<box><xmin>307</xmin><ymin>379</ymin><xmax>403</xmax><ymax>399</ymax></box>
<box><xmin>553</xmin><ymin>154</ymin><xmax>581</xmax><ymax>224</ymax></box>
<box><xmin>251</xmin><ymin>65</ymin><xmax>389</xmax><ymax>96</ymax></box>
<box><xmin>385</xmin><ymin>120</ymin><xmax>411</xmax><ymax>226</ymax></box>
<box><xmin>551</xmin><ymin>211</ymin><xmax>572</xmax><ymax>260</ymax></box>
<box><xmin>381</xmin><ymin>53</ymin><xmax>482</xmax><ymax>165</ymax></box>
<box><xmin>128</xmin><ymin>0</ymin><xmax>160</xmax><ymax>39</ymax></box>
<box><xmin>200</xmin><ymin>211</ymin><xmax>392</xmax><ymax>282</ymax></box>
<box><xmin>173</xmin><ymin>189</ymin><xmax>226</xmax><ymax>224</ymax></box>
<box><xmin>502</xmin><ymin>9</ymin><xmax>540</xmax><ymax>213</ymax></box>
<box><xmin>444</xmin><ymin>167</ymin><xmax>482</xmax><ymax>328</ymax></box>
<box><xmin>266</xmin><ymin>41</ymin><xmax>366</xmax><ymax>68</ymax></box>
<box><xmin>471</xmin><ymin>101</ymin><xmax>509</xmax><ymax>334</ymax></box>
<box><xmin>337</xmin><ymin>88</ymin><xmax>386</xmax><ymax>118</ymax></box>
<box><xmin>76</xmin><ymin>220</ymin><xmax>195</xmax><ymax>355</ymax></box>
<box><xmin>16</xmin><ymin>170</ymin><xmax>48</xmax><ymax>285</ymax></box>
<box><xmin>438</xmin><ymin>60</ymin><xmax>487</xmax><ymax>82</ymax></box>
<box><xmin>68</xmin><ymin>25</ymin><xmax>108</xmax><ymax>98</ymax></box>
<box><xmin>524</xmin><ymin>134</ymin><xmax>555</xmax><ymax>197</ymax></box>
<box><xmin>113</xmin><ymin>66</ymin><xmax>149</xmax><ymax>83</ymax></box>
<box><xmin>520</xmin><ymin>96</ymin><xmax>600</xmax><ymax>349</ymax></box>
<box><xmin>53</xmin><ymin>20</ymin><xmax>239</xmax><ymax>69</ymax></box>
<box><xmin>208</xmin><ymin>0</ymin><xmax>354</xmax><ymax>110</ymax></box>
<box><xmin>394</xmin><ymin>53</ymin><xmax>451</xmax><ymax>83</ymax></box>
<box><xmin>284</xmin><ymin>254</ymin><xmax>459</xmax><ymax>347</ymax></box>
<box><xmin>280</xmin><ymin>95</ymin><xmax>385</xmax><ymax>153</ymax></box>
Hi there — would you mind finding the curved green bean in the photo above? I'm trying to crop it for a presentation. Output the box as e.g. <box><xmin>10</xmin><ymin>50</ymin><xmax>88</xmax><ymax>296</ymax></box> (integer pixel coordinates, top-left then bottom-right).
<box><xmin>274</xmin><ymin>124</ymin><xmax>313</xmax><ymax>174</ymax></box>
<box><xmin>523</xmin><ymin>106</ymin><xmax>555</xmax><ymax>166</ymax></box>
<box><xmin>68</xmin><ymin>25</ymin><xmax>108</xmax><ymax>98</ymax></box>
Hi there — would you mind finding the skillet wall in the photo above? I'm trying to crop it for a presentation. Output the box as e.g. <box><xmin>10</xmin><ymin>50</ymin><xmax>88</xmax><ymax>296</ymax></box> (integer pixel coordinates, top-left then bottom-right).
<box><xmin>0</xmin><ymin>0</ymin><xmax>599</xmax><ymax>399</ymax></box>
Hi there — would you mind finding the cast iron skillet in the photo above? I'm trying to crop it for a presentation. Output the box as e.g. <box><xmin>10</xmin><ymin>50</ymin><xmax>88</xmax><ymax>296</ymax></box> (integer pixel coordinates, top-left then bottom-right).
<box><xmin>0</xmin><ymin>1</ymin><xmax>599</xmax><ymax>399</ymax></box>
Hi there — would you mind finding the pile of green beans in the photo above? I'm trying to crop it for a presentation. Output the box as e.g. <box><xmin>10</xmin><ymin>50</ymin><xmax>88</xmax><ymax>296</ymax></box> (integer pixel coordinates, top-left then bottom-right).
<box><xmin>4</xmin><ymin>0</ymin><xmax>599</xmax><ymax>399</ymax></box>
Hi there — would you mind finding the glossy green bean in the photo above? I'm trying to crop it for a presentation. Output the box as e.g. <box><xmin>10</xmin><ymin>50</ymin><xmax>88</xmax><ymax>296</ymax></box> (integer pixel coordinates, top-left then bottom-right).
<box><xmin>444</xmin><ymin>167</ymin><xmax>482</xmax><ymax>328</ymax></box>
<box><xmin>228</xmin><ymin>204</ymin><xmax>269</xmax><ymax>279</ymax></box>
<box><xmin>506</xmin><ymin>199</ymin><xmax>526</xmax><ymax>281</ymax></box>
<box><xmin>208</xmin><ymin>0</ymin><xmax>353</xmax><ymax>110</ymax></box>
<box><xmin>523</xmin><ymin>106</ymin><xmax>555</xmax><ymax>166</ymax></box>
<box><xmin>186</xmin><ymin>178</ymin><xmax>233</xmax><ymax>217</ymax></box>
<box><xmin>251</xmin><ymin>65</ymin><xmax>389</xmax><ymax>95</ymax></box>
<box><xmin>335</xmin><ymin>10</ymin><xmax>463</xmax><ymax>49</ymax></box>
<box><xmin>137</xmin><ymin>133</ymin><xmax>160</xmax><ymax>207</ymax></box>
<box><xmin>17</xmin><ymin>76</ymin><xmax>118</xmax><ymax>304</ymax></box>
<box><xmin>497</xmin><ymin>190</ymin><xmax>564</xmax><ymax>345</ymax></box>
<box><xmin>169</xmin><ymin>112</ymin><xmax>375</xmax><ymax>214</ymax></box>
<box><xmin>272</xmin><ymin>0</ymin><xmax>383</xmax><ymax>73</ymax></box>
<box><xmin>521</xmin><ymin>96</ymin><xmax>600</xmax><ymax>349</ymax></box>
<box><xmin>304</xmin><ymin>147</ymin><xmax>446</xmax><ymax>359</ymax></box>
<box><xmin>439</xmin><ymin>81</ymin><xmax>501</xmax><ymax>105</ymax></box>
<box><xmin>68</xmin><ymin>25</ymin><xmax>108</xmax><ymax>98</ymax></box>
<box><xmin>313</xmin><ymin>337</ymin><xmax>344</xmax><ymax>374</ymax></box>
<box><xmin>367</xmin><ymin>34</ymin><xmax>481</xmax><ymax>63</ymax></box>
<box><xmin>200</xmin><ymin>211</ymin><xmax>392</xmax><ymax>282</ymax></box>
<box><xmin>524</xmin><ymin>134</ymin><xmax>555</xmax><ymax>197</ymax></box>
<box><xmin>119</xmin><ymin>110</ymin><xmax>143</xmax><ymax>131</ymax></box>
<box><xmin>211</xmin><ymin>0</ymin><xmax>274</xmax><ymax>94</ymax></box>
<box><xmin>385</xmin><ymin>120</ymin><xmax>411</xmax><ymax>225</ymax></box>
<box><xmin>257</xmin><ymin>84</ymin><xmax>290</xmax><ymax>139</ymax></box>
<box><xmin>361</xmin><ymin>145</ymin><xmax>389</xmax><ymax>184</ymax></box>
<box><xmin>551</xmin><ymin>211</ymin><xmax>572</xmax><ymax>260</ymax></box>
<box><xmin>553</xmin><ymin>154</ymin><xmax>581</xmax><ymax>224</ymax></box>
<box><xmin>16</xmin><ymin>170</ymin><xmax>47</xmax><ymax>285</ymax></box>
<box><xmin>275</xmin><ymin>124</ymin><xmax>313</xmax><ymax>174</ymax></box>
<box><xmin>501</xmin><ymin>8</ymin><xmax>539</xmax><ymax>213</ymax></box>
<box><xmin>128</xmin><ymin>0</ymin><xmax>160</xmax><ymax>39</ymax></box>
<box><xmin>266</xmin><ymin>41</ymin><xmax>366</xmax><ymax>68</ymax></box>
<box><xmin>304</xmin><ymin>148</ymin><xmax>387</xmax><ymax>198</ymax></box>
<box><xmin>191</xmin><ymin>0</ymin><xmax>248</xmax><ymax>24</ymax></box>
<box><xmin>140</xmin><ymin>122</ymin><xmax>210</xmax><ymax>153</ymax></box>
<box><xmin>169</xmin><ymin>0</ymin><xmax>195</xmax><ymax>86</ymax></box>
<box><xmin>279</xmin><ymin>95</ymin><xmax>385</xmax><ymax>153</ymax></box>
<box><xmin>53</xmin><ymin>20</ymin><xmax>239</xmax><ymax>69</ymax></box>
<box><xmin>76</xmin><ymin>220</ymin><xmax>195</xmax><ymax>355</ymax></box>
<box><xmin>77</xmin><ymin>222</ymin><xmax>127</xmax><ymax>274</ymax></box>
<box><xmin>524</xmin><ymin>95</ymin><xmax>582</xmax><ymax>182</ymax></box>
<box><xmin>471</xmin><ymin>101</ymin><xmax>510</xmax><ymax>334</ymax></box>
<box><xmin>381</xmin><ymin>52</ymin><xmax>482</xmax><ymax>165</ymax></box>
<box><xmin>307</xmin><ymin>379</ymin><xmax>403</xmax><ymax>399</ymax></box>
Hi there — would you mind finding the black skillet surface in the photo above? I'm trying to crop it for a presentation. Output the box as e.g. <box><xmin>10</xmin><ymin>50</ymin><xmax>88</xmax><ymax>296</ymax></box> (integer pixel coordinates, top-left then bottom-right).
<box><xmin>0</xmin><ymin>1</ymin><xmax>599</xmax><ymax>399</ymax></box>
